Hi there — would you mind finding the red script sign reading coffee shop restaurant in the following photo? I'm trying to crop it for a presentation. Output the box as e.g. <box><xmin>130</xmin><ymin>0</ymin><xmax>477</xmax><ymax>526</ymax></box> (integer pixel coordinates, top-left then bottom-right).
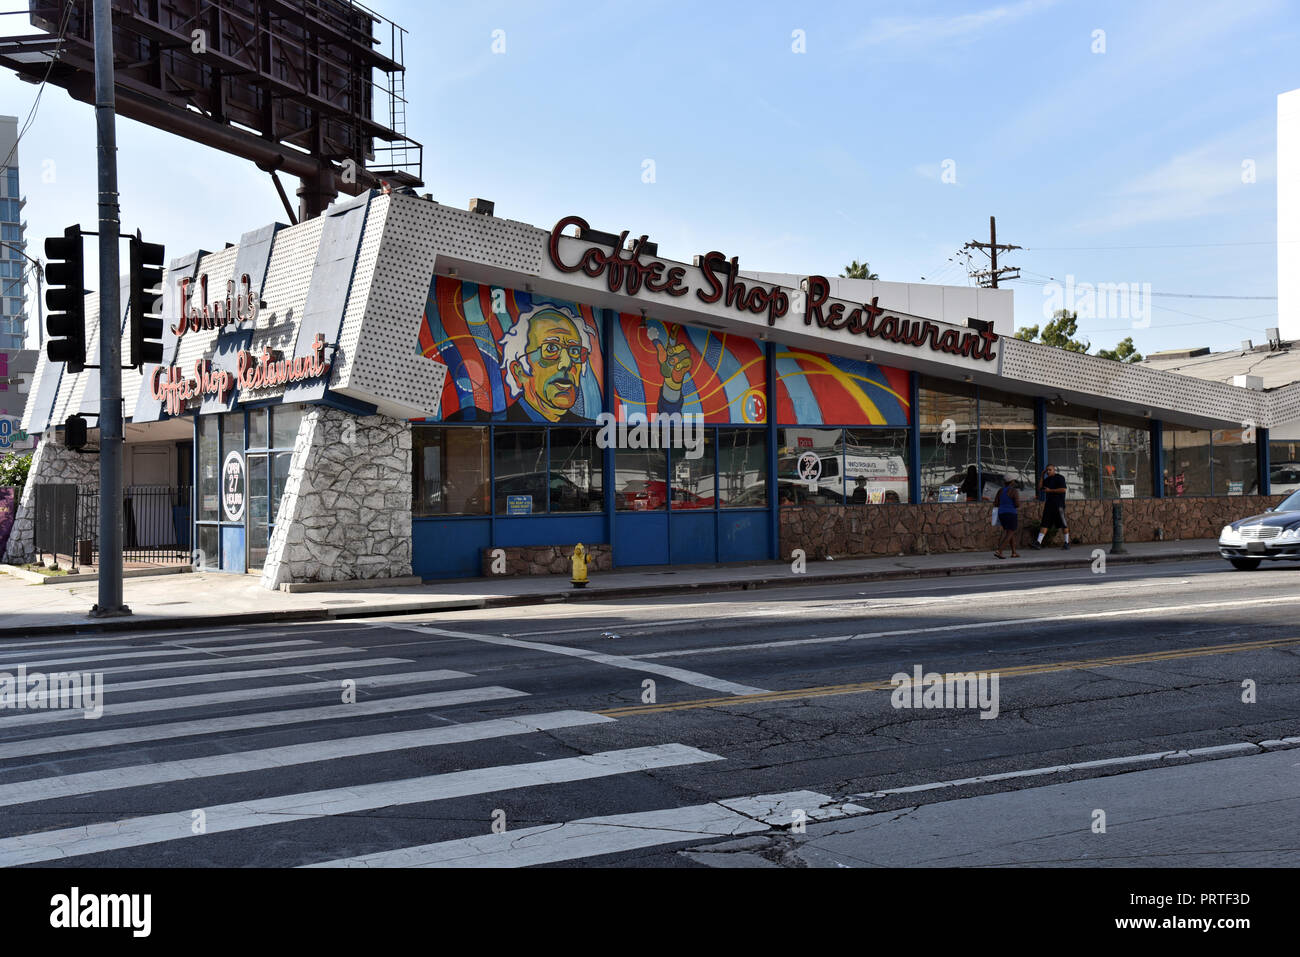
<box><xmin>150</xmin><ymin>333</ymin><xmax>332</xmax><ymax>415</ymax></box>
<box><xmin>547</xmin><ymin>215</ymin><xmax>998</xmax><ymax>361</ymax></box>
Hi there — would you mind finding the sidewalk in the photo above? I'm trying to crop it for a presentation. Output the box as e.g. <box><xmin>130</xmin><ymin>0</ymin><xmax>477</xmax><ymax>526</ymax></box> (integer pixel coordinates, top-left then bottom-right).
<box><xmin>0</xmin><ymin>539</ymin><xmax>1221</xmax><ymax>639</ymax></box>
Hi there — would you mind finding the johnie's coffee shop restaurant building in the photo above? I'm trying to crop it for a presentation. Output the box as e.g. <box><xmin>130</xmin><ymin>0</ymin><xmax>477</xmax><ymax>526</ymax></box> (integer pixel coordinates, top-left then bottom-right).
<box><xmin>9</xmin><ymin>190</ymin><xmax>1300</xmax><ymax>586</ymax></box>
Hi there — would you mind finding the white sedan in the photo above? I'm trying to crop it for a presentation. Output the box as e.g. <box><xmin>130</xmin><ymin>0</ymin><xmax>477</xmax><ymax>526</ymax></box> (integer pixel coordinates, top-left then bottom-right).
<box><xmin>1218</xmin><ymin>488</ymin><xmax>1300</xmax><ymax>570</ymax></box>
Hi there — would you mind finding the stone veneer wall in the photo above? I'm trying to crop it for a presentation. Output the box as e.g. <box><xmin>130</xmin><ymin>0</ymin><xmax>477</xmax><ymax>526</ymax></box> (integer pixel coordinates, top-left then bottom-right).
<box><xmin>478</xmin><ymin>543</ymin><xmax>613</xmax><ymax>577</ymax></box>
<box><xmin>2</xmin><ymin>441</ymin><xmax>100</xmax><ymax>564</ymax></box>
<box><xmin>778</xmin><ymin>494</ymin><xmax>1285</xmax><ymax>559</ymax></box>
<box><xmin>260</xmin><ymin>408</ymin><xmax>412</xmax><ymax>589</ymax></box>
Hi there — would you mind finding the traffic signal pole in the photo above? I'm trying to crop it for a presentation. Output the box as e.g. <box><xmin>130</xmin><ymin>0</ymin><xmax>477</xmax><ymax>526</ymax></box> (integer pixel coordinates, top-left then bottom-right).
<box><xmin>91</xmin><ymin>0</ymin><xmax>127</xmax><ymax>616</ymax></box>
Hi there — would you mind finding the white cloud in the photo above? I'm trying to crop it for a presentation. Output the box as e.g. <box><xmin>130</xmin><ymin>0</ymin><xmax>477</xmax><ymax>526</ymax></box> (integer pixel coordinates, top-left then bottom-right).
<box><xmin>1076</xmin><ymin>126</ymin><xmax>1275</xmax><ymax>231</ymax></box>
<box><xmin>853</xmin><ymin>0</ymin><xmax>1058</xmax><ymax>48</ymax></box>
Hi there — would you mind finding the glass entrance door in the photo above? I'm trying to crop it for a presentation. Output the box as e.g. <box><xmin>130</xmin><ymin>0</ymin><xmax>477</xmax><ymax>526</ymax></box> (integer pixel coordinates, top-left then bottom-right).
<box><xmin>247</xmin><ymin>452</ymin><xmax>269</xmax><ymax>570</ymax></box>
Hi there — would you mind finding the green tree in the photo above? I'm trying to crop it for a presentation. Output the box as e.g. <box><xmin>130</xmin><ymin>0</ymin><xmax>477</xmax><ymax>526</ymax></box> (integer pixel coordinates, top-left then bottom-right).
<box><xmin>1014</xmin><ymin>309</ymin><xmax>1138</xmax><ymax>361</ymax></box>
<box><xmin>1037</xmin><ymin>309</ymin><xmax>1090</xmax><ymax>352</ymax></box>
<box><xmin>1096</xmin><ymin>336</ymin><xmax>1143</xmax><ymax>363</ymax></box>
<box><xmin>841</xmin><ymin>260</ymin><xmax>879</xmax><ymax>280</ymax></box>
<box><xmin>0</xmin><ymin>450</ymin><xmax>32</xmax><ymax>499</ymax></box>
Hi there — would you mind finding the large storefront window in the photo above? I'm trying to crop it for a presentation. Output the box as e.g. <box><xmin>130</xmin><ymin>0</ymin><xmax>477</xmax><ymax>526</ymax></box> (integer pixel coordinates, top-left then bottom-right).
<box><xmin>979</xmin><ymin>389</ymin><xmax>1037</xmax><ymax>496</ymax></box>
<box><xmin>845</xmin><ymin>429</ymin><xmax>909</xmax><ymax>504</ymax></box>
<box><xmin>273</xmin><ymin>406</ymin><xmax>303</xmax><ymax>449</ymax></box>
<box><xmin>493</xmin><ymin>428</ymin><xmax>547</xmax><ymax>513</ymax></box>
<box><xmin>1101</xmin><ymin>414</ymin><xmax>1153</xmax><ymax>498</ymax></box>
<box><xmin>717</xmin><ymin>429</ymin><xmax>768</xmax><ymax>508</ymax></box>
<box><xmin>777</xmin><ymin>427</ymin><xmax>843</xmax><ymax>505</ymax></box>
<box><xmin>1046</xmin><ymin>408</ymin><xmax>1101</xmax><ymax>500</ymax></box>
<box><xmin>671</xmin><ymin>432</ymin><xmax>716</xmax><ymax>510</ymax></box>
<box><xmin>1268</xmin><ymin>431</ymin><xmax>1300</xmax><ymax>494</ymax></box>
<box><xmin>1212</xmin><ymin>428</ymin><xmax>1258</xmax><ymax>496</ymax></box>
<box><xmin>549</xmin><ymin>428</ymin><xmax>603</xmax><ymax>512</ymax></box>
<box><xmin>418</xmin><ymin>425</ymin><xmax>607</xmax><ymax>515</ymax></box>
<box><xmin>616</xmin><ymin>449</ymin><xmax>668</xmax><ymax>510</ymax></box>
<box><xmin>1162</xmin><ymin>427</ymin><xmax>1211</xmax><ymax>497</ymax></box>
<box><xmin>413</xmin><ymin>427</ymin><xmax>490</xmax><ymax>516</ymax></box>
<box><xmin>919</xmin><ymin>378</ymin><xmax>976</xmax><ymax>500</ymax></box>
<box><xmin>197</xmin><ymin>416</ymin><xmax>219</xmax><ymax>523</ymax></box>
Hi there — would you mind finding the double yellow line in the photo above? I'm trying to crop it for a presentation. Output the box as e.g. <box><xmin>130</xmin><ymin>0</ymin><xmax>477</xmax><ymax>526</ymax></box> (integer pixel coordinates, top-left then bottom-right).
<box><xmin>597</xmin><ymin>635</ymin><xmax>1300</xmax><ymax>718</ymax></box>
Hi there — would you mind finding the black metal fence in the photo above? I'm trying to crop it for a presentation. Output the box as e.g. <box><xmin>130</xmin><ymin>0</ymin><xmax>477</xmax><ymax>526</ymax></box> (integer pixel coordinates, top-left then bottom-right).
<box><xmin>33</xmin><ymin>484</ymin><xmax>78</xmax><ymax>566</ymax></box>
<box><xmin>33</xmin><ymin>484</ymin><xmax>191</xmax><ymax>567</ymax></box>
<box><xmin>82</xmin><ymin>485</ymin><xmax>192</xmax><ymax>565</ymax></box>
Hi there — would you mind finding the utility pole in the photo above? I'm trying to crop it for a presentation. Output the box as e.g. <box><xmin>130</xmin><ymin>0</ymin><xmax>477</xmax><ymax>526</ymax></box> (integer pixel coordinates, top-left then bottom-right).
<box><xmin>963</xmin><ymin>215</ymin><xmax>1021</xmax><ymax>288</ymax></box>
<box><xmin>91</xmin><ymin>0</ymin><xmax>127</xmax><ymax>617</ymax></box>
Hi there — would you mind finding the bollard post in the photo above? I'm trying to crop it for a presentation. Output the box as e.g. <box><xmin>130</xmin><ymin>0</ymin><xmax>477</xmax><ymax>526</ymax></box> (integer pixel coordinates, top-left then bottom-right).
<box><xmin>1110</xmin><ymin>502</ymin><xmax>1126</xmax><ymax>554</ymax></box>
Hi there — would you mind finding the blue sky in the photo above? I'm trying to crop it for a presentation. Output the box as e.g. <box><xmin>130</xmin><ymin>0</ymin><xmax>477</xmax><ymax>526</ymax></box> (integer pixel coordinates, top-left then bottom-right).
<box><xmin>2</xmin><ymin>0</ymin><xmax>1297</xmax><ymax>355</ymax></box>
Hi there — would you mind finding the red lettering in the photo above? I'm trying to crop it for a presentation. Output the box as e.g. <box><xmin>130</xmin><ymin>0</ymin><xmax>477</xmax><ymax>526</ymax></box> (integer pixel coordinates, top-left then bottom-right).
<box><xmin>804</xmin><ymin>275</ymin><xmax>830</xmax><ymax>326</ymax></box>
<box><xmin>695</xmin><ymin>252</ymin><xmax>727</xmax><ymax>305</ymax></box>
<box><xmin>548</xmin><ymin>215</ymin><xmax>590</xmax><ymax>273</ymax></box>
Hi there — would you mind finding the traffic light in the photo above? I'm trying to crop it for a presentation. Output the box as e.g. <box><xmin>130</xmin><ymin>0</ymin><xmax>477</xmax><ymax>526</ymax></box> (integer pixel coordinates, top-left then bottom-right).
<box><xmin>63</xmin><ymin>414</ymin><xmax>87</xmax><ymax>451</ymax></box>
<box><xmin>129</xmin><ymin>234</ymin><xmax>166</xmax><ymax>367</ymax></box>
<box><xmin>45</xmin><ymin>225</ymin><xmax>86</xmax><ymax>373</ymax></box>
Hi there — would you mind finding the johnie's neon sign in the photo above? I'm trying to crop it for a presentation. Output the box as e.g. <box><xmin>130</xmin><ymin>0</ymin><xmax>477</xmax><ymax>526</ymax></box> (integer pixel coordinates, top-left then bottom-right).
<box><xmin>171</xmin><ymin>273</ymin><xmax>261</xmax><ymax>340</ymax></box>
<box><xmin>547</xmin><ymin>215</ymin><xmax>997</xmax><ymax>362</ymax></box>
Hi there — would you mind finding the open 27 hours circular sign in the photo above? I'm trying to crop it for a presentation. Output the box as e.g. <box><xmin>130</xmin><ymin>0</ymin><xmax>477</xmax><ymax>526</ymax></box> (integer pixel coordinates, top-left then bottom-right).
<box><xmin>221</xmin><ymin>451</ymin><xmax>246</xmax><ymax>522</ymax></box>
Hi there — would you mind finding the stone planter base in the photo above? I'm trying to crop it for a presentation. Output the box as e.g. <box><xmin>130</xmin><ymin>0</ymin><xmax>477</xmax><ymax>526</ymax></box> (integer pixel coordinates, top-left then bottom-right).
<box><xmin>778</xmin><ymin>495</ymin><xmax>1282</xmax><ymax>559</ymax></box>
<box><xmin>480</xmin><ymin>544</ymin><xmax>613</xmax><ymax>577</ymax></box>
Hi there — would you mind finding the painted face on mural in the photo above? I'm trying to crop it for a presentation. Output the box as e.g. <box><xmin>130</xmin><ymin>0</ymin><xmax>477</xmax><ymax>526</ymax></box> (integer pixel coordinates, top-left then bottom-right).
<box><xmin>511</xmin><ymin>311</ymin><xmax>589</xmax><ymax>421</ymax></box>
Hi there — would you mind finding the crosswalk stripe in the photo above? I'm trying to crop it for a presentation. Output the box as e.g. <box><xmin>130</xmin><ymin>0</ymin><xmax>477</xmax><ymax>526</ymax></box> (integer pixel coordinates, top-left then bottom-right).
<box><xmin>0</xmin><ymin>646</ymin><xmax>373</xmax><ymax>683</ymax></box>
<box><xmin>0</xmin><ymin>669</ymin><xmax>475</xmax><ymax>736</ymax></box>
<box><xmin>305</xmin><ymin>790</ymin><xmax>853</xmax><ymax>868</ymax></box>
<box><xmin>4</xmin><ymin>658</ymin><xmax>415</xmax><ymax>708</ymax></box>
<box><xmin>0</xmin><ymin>686</ymin><xmax>535</xmax><ymax>807</ymax></box>
<box><xmin>0</xmin><ymin>688</ymin><xmax>502</xmax><ymax>759</ymax></box>
<box><xmin>0</xmin><ymin>639</ymin><xmax>315</xmax><ymax>668</ymax></box>
<box><xmin>306</xmin><ymin>802</ymin><xmax>769</xmax><ymax>868</ymax></box>
<box><xmin>0</xmin><ymin>741</ymin><xmax>718</xmax><ymax>867</ymax></box>
<box><xmin>0</xmin><ymin>629</ymin><xmax>294</xmax><ymax>655</ymax></box>
<box><xmin>407</xmin><ymin>625</ymin><xmax>769</xmax><ymax>696</ymax></box>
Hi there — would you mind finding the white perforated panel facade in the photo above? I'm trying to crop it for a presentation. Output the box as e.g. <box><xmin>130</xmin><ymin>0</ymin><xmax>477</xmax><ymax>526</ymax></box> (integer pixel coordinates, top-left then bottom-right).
<box><xmin>338</xmin><ymin>196</ymin><xmax>457</xmax><ymax>416</ymax></box>
<box><xmin>170</xmin><ymin>245</ymin><xmax>242</xmax><ymax>373</ymax></box>
<box><xmin>238</xmin><ymin>215</ymin><xmax>326</xmax><ymax>403</ymax></box>
<box><xmin>1000</xmin><ymin>337</ymin><xmax>1269</xmax><ymax>427</ymax></box>
<box><xmin>19</xmin><ymin>341</ymin><xmax>51</xmax><ymax>433</ymax></box>
<box><xmin>1267</xmin><ymin>382</ymin><xmax>1300</xmax><ymax>434</ymax></box>
<box><xmin>331</xmin><ymin>193</ymin><xmax>390</xmax><ymax>391</ymax></box>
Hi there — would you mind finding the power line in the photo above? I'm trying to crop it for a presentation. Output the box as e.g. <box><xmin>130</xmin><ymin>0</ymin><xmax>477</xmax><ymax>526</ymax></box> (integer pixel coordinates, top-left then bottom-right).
<box><xmin>1006</xmin><ymin>277</ymin><xmax>1275</xmax><ymax>300</ymax></box>
<box><xmin>1023</xmin><ymin>240</ymin><xmax>1288</xmax><ymax>251</ymax></box>
<box><xmin>963</xmin><ymin>216</ymin><xmax>1020</xmax><ymax>287</ymax></box>
<box><xmin>0</xmin><ymin>0</ymin><xmax>78</xmax><ymax>172</ymax></box>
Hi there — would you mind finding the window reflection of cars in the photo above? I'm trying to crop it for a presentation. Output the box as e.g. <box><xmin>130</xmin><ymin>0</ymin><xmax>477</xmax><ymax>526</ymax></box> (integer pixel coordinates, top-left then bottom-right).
<box><xmin>619</xmin><ymin>480</ymin><xmax>713</xmax><ymax>510</ymax></box>
<box><xmin>475</xmin><ymin>472</ymin><xmax>600</xmax><ymax>513</ymax></box>
<box><xmin>775</xmin><ymin>478</ymin><xmax>845</xmax><ymax>505</ymax></box>
<box><xmin>1218</xmin><ymin>487</ymin><xmax>1300</xmax><ymax>570</ymax></box>
<box><xmin>724</xmin><ymin>485</ymin><xmax>769</xmax><ymax>508</ymax></box>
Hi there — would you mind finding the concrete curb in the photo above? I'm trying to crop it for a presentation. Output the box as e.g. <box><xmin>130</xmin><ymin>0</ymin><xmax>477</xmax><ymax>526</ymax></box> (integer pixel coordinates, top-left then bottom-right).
<box><xmin>519</xmin><ymin>547</ymin><xmax>1217</xmax><ymax>605</ymax></box>
<box><xmin>0</xmin><ymin>547</ymin><xmax>1217</xmax><ymax>640</ymax></box>
<box><xmin>0</xmin><ymin>563</ymin><xmax>192</xmax><ymax>585</ymax></box>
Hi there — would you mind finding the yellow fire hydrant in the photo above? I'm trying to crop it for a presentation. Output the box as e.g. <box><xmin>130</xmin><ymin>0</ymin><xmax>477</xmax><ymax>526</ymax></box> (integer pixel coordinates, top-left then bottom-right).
<box><xmin>571</xmin><ymin>543</ymin><xmax>591</xmax><ymax>588</ymax></box>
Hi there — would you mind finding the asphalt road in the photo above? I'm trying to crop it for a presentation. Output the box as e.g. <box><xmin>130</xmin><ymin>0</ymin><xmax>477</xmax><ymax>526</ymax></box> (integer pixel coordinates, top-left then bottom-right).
<box><xmin>1</xmin><ymin>555</ymin><xmax>1297</xmax><ymax>868</ymax></box>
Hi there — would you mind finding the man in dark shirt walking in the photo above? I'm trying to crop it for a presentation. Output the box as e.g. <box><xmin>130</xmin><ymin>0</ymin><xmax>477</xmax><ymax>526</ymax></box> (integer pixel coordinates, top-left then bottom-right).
<box><xmin>1031</xmin><ymin>464</ymin><xmax>1070</xmax><ymax>550</ymax></box>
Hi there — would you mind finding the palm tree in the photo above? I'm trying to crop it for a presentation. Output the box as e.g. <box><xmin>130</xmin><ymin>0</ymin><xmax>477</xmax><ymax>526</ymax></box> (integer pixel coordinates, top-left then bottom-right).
<box><xmin>841</xmin><ymin>260</ymin><xmax>879</xmax><ymax>280</ymax></box>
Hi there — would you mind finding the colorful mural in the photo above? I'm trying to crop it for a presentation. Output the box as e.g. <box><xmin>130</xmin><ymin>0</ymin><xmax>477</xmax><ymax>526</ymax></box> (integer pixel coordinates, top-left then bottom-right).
<box><xmin>612</xmin><ymin>315</ymin><xmax>767</xmax><ymax>424</ymax></box>
<box><xmin>774</xmin><ymin>348</ymin><xmax>911</xmax><ymax>425</ymax></box>
<box><xmin>419</xmin><ymin>277</ymin><xmax>604</xmax><ymax>422</ymax></box>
